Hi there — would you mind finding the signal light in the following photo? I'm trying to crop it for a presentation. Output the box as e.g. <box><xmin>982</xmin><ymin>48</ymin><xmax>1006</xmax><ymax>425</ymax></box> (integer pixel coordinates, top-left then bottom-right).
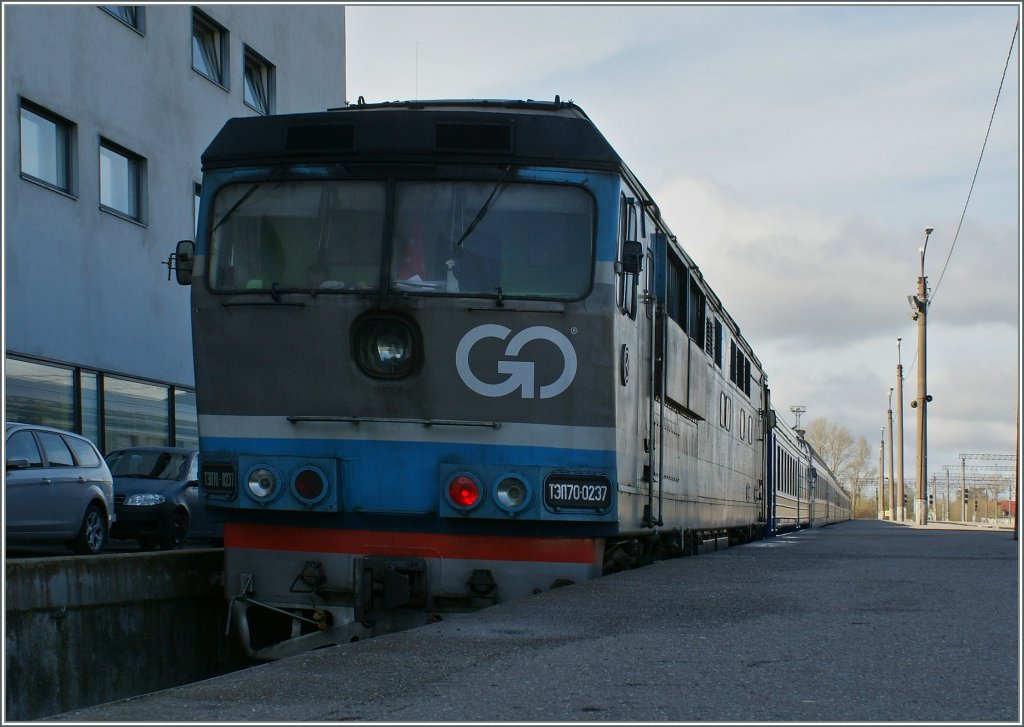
<box><xmin>247</xmin><ymin>467</ymin><xmax>278</xmax><ymax>500</ymax></box>
<box><xmin>294</xmin><ymin>468</ymin><xmax>326</xmax><ymax>503</ymax></box>
<box><xmin>496</xmin><ymin>475</ymin><xmax>530</xmax><ymax>512</ymax></box>
<box><xmin>448</xmin><ymin>475</ymin><xmax>481</xmax><ymax>508</ymax></box>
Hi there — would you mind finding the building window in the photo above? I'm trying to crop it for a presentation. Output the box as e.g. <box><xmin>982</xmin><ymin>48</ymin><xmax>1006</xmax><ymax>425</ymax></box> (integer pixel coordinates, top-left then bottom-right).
<box><xmin>100</xmin><ymin>140</ymin><xmax>146</xmax><ymax>222</ymax></box>
<box><xmin>243</xmin><ymin>45</ymin><xmax>275</xmax><ymax>115</ymax></box>
<box><xmin>192</xmin><ymin>8</ymin><xmax>228</xmax><ymax>87</ymax></box>
<box><xmin>19</xmin><ymin>101</ymin><xmax>75</xmax><ymax>194</ymax></box>
<box><xmin>100</xmin><ymin>6</ymin><xmax>144</xmax><ymax>34</ymax></box>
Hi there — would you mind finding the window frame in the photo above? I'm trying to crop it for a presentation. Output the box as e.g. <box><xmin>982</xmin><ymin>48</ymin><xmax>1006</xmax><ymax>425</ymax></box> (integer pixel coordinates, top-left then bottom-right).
<box><xmin>192</xmin><ymin>8</ymin><xmax>229</xmax><ymax>88</ymax></box>
<box><xmin>243</xmin><ymin>45</ymin><xmax>275</xmax><ymax>115</ymax></box>
<box><xmin>617</xmin><ymin>194</ymin><xmax>640</xmax><ymax>318</ymax></box>
<box><xmin>99</xmin><ymin>138</ymin><xmax>147</xmax><ymax>224</ymax></box>
<box><xmin>19</xmin><ymin>99</ymin><xmax>77</xmax><ymax>196</ymax></box>
<box><xmin>99</xmin><ymin>5</ymin><xmax>145</xmax><ymax>35</ymax></box>
<box><xmin>194</xmin><ymin>181</ymin><xmax>202</xmax><ymax>237</ymax></box>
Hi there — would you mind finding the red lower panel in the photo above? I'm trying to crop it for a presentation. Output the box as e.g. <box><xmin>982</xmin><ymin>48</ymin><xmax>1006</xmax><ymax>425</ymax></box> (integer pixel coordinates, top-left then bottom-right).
<box><xmin>225</xmin><ymin>522</ymin><xmax>601</xmax><ymax>565</ymax></box>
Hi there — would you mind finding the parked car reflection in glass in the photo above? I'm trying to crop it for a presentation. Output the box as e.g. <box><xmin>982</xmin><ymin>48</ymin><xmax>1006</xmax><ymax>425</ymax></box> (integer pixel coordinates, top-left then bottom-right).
<box><xmin>105</xmin><ymin>447</ymin><xmax>222</xmax><ymax>550</ymax></box>
<box><xmin>5</xmin><ymin>422</ymin><xmax>115</xmax><ymax>554</ymax></box>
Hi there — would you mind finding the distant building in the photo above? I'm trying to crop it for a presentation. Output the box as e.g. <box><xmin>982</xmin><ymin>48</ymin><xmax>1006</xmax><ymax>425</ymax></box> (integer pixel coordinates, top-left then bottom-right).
<box><xmin>4</xmin><ymin>4</ymin><xmax>346</xmax><ymax>452</ymax></box>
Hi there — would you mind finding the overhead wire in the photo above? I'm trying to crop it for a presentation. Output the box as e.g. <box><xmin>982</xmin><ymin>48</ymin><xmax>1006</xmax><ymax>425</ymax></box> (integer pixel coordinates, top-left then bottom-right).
<box><xmin>902</xmin><ymin>20</ymin><xmax>1019</xmax><ymax>380</ymax></box>
<box><xmin>929</xmin><ymin>20</ymin><xmax>1019</xmax><ymax>309</ymax></box>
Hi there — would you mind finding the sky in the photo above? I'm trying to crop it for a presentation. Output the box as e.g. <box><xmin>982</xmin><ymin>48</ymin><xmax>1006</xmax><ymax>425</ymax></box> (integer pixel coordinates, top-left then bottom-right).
<box><xmin>345</xmin><ymin>2</ymin><xmax>1022</xmax><ymax>493</ymax></box>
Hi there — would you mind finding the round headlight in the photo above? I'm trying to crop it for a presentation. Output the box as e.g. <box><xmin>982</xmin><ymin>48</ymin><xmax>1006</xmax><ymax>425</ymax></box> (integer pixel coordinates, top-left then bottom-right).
<box><xmin>496</xmin><ymin>476</ymin><xmax>530</xmax><ymax>512</ymax></box>
<box><xmin>354</xmin><ymin>315</ymin><xmax>418</xmax><ymax>378</ymax></box>
<box><xmin>247</xmin><ymin>468</ymin><xmax>278</xmax><ymax>499</ymax></box>
<box><xmin>375</xmin><ymin>331</ymin><xmax>409</xmax><ymax>365</ymax></box>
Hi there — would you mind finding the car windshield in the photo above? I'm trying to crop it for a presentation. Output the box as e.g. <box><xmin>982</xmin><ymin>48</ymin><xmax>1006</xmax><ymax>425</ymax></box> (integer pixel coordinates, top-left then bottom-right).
<box><xmin>107</xmin><ymin>451</ymin><xmax>187</xmax><ymax>480</ymax></box>
<box><xmin>207</xmin><ymin>179</ymin><xmax>594</xmax><ymax>299</ymax></box>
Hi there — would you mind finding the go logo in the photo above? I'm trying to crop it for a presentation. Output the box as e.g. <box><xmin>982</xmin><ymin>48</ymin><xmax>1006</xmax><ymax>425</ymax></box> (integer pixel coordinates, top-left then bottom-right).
<box><xmin>455</xmin><ymin>324</ymin><xmax>577</xmax><ymax>399</ymax></box>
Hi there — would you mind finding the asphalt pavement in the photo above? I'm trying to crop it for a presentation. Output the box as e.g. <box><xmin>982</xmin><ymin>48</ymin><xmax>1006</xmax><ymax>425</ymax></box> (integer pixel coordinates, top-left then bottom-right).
<box><xmin>53</xmin><ymin>519</ymin><xmax>1020</xmax><ymax>723</ymax></box>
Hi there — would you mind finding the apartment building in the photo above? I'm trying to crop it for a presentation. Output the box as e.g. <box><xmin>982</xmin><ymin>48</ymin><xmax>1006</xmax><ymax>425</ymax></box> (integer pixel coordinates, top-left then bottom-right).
<box><xmin>4</xmin><ymin>4</ymin><xmax>346</xmax><ymax>452</ymax></box>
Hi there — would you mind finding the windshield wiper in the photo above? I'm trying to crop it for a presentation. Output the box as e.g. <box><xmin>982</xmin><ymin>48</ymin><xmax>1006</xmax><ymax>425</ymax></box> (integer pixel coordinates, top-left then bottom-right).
<box><xmin>454</xmin><ymin>168</ymin><xmax>511</xmax><ymax>248</ymax></box>
<box><xmin>210</xmin><ymin>167</ymin><xmax>283</xmax><ymax>233</ymax></box>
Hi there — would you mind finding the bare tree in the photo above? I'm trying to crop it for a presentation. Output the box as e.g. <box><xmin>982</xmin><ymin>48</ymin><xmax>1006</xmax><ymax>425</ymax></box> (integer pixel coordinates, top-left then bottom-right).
<box><xmin>804</xmin><ymin>417</ymin><xmax>855</xmax><ymax>478</ymax></box>
<box><xmin>844</xmin><ymin>436</ymin><xmax>873</xmax><ymax>516</ymax></box>
<box><xmin>803</xmin><ymin>418</ymin><xmax>877</xmax><ymax>516</ymax></box>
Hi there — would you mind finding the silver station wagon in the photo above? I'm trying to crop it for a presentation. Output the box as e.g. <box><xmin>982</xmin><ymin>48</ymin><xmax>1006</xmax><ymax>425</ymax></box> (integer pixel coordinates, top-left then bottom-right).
<box><xmin>5</xmin><ymin>422</ymin><xmax>115</xmax><ymax>554</ymax></box>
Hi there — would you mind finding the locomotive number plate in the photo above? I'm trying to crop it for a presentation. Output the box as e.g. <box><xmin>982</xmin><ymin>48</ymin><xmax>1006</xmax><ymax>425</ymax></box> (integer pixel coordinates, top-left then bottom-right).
<box><xmin>543</xmin><ymin>474</ymin><xmax>612</xmax><ymax>511</ymax></box>
<box><xmin>201</xmin><ymin>461</ymin><xmax>237</xmax><ymax>498</ymax></box>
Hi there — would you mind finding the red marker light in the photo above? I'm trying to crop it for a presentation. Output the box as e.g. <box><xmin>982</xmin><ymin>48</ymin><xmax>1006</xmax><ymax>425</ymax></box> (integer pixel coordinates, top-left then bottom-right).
<box><xmin>294</xmin><ymin>469</ymin><xmax>325</xmax><ymax>501</ymax></box>
<box><xmin>448</xmin><ymin>475</ymin><xmax>480</xmax><ymax>508</ymax></box>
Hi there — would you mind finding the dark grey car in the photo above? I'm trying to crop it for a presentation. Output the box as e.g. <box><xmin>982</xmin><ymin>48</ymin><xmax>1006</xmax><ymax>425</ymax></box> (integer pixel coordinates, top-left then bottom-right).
<box><xmin>5</xmin><ymin>422</ymin><xmax>115</xmax><ymax>554</ymax></box>
<box><xmin>106</xmin><ymin>447</ymin><xmax>222</xmax><ymax>549</ymax></box>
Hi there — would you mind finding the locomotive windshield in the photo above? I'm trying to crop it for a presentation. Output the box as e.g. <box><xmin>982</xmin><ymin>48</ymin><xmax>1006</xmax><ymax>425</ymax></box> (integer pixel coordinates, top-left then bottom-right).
<box><xmin>207</xmin><ymin>179</ymin><xmax>594</xmax><ymax>299</ymax></box>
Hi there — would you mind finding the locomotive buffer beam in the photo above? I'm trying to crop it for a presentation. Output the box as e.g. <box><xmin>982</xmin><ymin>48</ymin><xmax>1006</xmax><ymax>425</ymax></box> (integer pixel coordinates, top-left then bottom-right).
<box><xmin>356</xmin><ymin>557</ymin><xmax>428</xmax><ymax>623</ymax></box>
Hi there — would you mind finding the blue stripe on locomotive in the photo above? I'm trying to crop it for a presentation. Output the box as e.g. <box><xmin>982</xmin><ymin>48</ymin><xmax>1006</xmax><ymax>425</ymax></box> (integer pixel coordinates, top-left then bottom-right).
<box><xmin>201</xmin><ymin>434</ymin><xmax>618</xmax><ymax>524</ymax></box>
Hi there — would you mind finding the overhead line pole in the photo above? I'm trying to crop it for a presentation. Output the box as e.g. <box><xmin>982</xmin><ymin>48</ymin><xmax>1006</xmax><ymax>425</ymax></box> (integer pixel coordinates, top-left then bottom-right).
<box><xmin>911</xmin><ymin>227</ymin><xmax>933</xmax><ymax>525</ymax></box>
<box><xmin>896</xmin><ymin>338</ymin><xmax>906</xmax><ymax>522</ymax></box>
<box><xmin>887</xmin><ymin>388</ymin><xmax>896</xmax><ymax>523</ymax></box>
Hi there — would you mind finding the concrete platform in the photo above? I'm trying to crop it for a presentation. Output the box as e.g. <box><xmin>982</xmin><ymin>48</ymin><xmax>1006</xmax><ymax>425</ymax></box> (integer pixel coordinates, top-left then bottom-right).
<box><xmin>53</xmin><ymin>520</ymin><xmax>1019</xmax><ymax>722</ymax></box>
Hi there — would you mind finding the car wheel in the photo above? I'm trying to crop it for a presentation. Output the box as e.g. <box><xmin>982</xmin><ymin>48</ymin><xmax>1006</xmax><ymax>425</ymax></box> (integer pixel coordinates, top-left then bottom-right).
<box><xmin>160</xmin><ymin>509</ymin><xmax>189</xmax><ymax>550</ymax></box>
<box><xmin>72</xmin><ymin>503</ymin><xmax>107</xmax><ymax>555</ymax></box>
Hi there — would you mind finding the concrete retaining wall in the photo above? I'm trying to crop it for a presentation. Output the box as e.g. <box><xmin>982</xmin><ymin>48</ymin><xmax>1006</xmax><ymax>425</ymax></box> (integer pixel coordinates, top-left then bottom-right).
<box><xmin>5</xmin><ymin>549</ymin><xmax>248</xmax><ymax>720</ymax></box>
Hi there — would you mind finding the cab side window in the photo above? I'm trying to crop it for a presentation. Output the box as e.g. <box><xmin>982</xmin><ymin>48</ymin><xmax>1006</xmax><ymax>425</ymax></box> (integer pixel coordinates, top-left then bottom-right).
<box><xmin>617</xmin><ymin>194</ymin><xmax>640</xmax><ymax>318</ymax></box>
<box><xmin>6</xmin><ymin>431</ymin><xmax>43</xmax><ymax>467</ymax></box>
<box><xmin>37</xmin><ymin>431</ymin><xmax>75</xmax><ymax>467</ymax></box>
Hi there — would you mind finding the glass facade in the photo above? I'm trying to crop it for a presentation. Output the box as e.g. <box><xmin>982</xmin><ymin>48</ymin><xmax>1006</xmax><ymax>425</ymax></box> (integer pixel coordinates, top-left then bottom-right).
<box><xmin>4</xmin><ymin>358</ymin><xmax>74</xmax><ymax>430</ymax></box>
<box><xmin>4</xmin><ymin>355</ymin><xmax>196</xmax><ymax>455</ymax></box>
<box><xmin>104</xmin><ymin>376</ymin><xmax>169</xmax><ymax>451</ymax></box>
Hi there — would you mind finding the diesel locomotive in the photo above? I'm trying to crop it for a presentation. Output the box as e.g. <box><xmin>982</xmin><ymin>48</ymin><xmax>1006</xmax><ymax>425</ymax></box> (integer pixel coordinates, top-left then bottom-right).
<box><xmin>171</xmin><ymin>98</ymin><xmax>850</xmax><ymax>660</ymax></box>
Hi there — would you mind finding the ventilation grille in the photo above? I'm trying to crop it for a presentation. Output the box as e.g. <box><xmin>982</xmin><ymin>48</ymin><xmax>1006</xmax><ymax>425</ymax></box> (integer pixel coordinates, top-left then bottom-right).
<box><xmin>435</xmin><ymin>123</ymin><xmax>512</xmax><ymax>152</ymax></box>
<box><xmin>286</xmin><ymin>124</ymin><xmax>355</xmax><ymax>152</ymax></box>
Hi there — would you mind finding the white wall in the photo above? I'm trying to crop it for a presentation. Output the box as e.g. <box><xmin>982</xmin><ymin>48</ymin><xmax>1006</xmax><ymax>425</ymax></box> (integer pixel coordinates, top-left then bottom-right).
<box><xmin>4</xmin><ymin>4</ymin><xmax>346</xmax><ymax>386</ymax></box>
